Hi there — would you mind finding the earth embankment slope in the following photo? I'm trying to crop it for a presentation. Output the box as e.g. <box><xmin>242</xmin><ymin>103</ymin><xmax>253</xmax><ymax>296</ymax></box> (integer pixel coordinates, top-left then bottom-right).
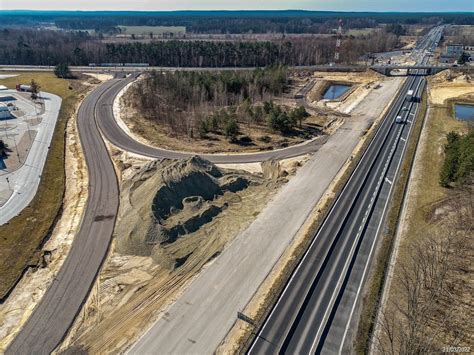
<box><xmin>116</xmin><ymin>156</ymin><xmax>262</xmax><ymax>268</ymax></box>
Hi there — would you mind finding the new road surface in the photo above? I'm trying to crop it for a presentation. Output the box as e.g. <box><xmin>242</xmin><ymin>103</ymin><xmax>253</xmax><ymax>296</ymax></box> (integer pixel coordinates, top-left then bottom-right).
<box><xmin>6</xmin><ymin>72</ymin><xmax>325</xmax><ymax>353</ymax></box>
<box><xmin>7</xmin><ymin>26</ymin><xmax>440</xmax><ymax>354</ymax></box>
<box><xmin>6</xmin><ymin>80</ymin><xmax>122</xmax><ymax>354</ymax></box>
<box><xmin>248</xmin><ymin>26</ymin><xmax>440</xmax><ymax>355</ymax></box>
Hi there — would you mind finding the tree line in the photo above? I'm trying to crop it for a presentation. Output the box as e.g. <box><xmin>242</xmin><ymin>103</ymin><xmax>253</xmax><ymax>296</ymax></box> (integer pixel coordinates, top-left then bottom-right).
<box><xmin>3</xmin><ymin>11</ymin><xmax>472</xmax><ymax>34</ymax></box>
<box><xmin>440</xmin><ymin>130</ymin><xmax>474</xmax><ymax>187</ymax></box>
<box><xmin>0</xmin><ymin>28</ymin><xmax>399</xmax><ymax>67</ymax></box>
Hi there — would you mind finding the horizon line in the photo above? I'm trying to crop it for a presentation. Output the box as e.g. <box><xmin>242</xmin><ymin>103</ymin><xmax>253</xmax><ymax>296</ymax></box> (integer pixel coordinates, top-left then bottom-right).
<box><xmin>1</xmin><ymin>9</ymin><xmax>473</xmax><ymax>14</ymax></box>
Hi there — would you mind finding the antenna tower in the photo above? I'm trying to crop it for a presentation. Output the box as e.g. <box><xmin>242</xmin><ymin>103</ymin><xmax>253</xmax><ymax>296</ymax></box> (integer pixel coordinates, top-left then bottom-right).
<box><xmin>334</xmin><ymin>19</ymin><xmax>344</xmax><ymax>62</ymax></box>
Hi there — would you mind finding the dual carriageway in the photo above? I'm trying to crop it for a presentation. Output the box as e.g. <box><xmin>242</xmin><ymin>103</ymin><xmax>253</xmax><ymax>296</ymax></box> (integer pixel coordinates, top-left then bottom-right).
<box><xmin>7</xmin><ymin>26</ymin><xmax>442</xmax><ymax>355</ymax></box>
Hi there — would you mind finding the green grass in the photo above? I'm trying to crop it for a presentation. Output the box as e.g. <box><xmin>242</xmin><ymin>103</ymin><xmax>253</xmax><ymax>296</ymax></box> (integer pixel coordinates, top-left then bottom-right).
<box><xmin>118</xmin><ymin>26</ymin><xmax>186</xmax><ymax>36</ymax></box>
<box><xmin>0</xmin><ymin>72</ymin><xmax>82</xmax><ymax>300</ymax></box>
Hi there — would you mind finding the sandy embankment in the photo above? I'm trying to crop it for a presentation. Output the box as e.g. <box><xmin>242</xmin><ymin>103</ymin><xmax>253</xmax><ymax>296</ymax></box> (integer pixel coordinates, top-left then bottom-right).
<box><xmin>0</xmin><ymin>74</ymin><xmax>108</xmax><ymax>351</ymax></box>
<box><xmin>429</xmin><ymin>70</ymin><xmax>474</xmax><ymax>105</ymax></box>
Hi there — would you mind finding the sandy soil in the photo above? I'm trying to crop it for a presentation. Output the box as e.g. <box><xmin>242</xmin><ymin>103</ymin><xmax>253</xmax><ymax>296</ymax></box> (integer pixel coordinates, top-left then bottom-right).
<box><xmin>0</xmin><ymin>75</ymin><xmax>109</xmax><ymax>352</ymax></box>
<box><xmin>308</xmin><ymin>70</ymin><xmax>385</xmax><ymax>115</ymax></box>
<box><xmin>58</xmin><ymin>149</ymin><xmax>306</xmax><ymax>354</ymax></box>
<box><xmin>429</xmin><ymin>70</ymin><xmax>474</xmax><ymax>105</ymax></box>
<box><xmin>82</xmin><ymin>73</ymin><xmax>114</xmax><ymax>83</ymax></box>
<box><xmin>215</xmin><ymin>154</ymin><xmax>310</xmax><ymax>175</ymax></box>
<box><xmin>0</xmin><ymin>89</ymin><xmax>89</xmax><ymax>353</ymax></box>
<box><xmin>117</xmin><ymin>74</ymin><xmax>336</xmax><ymax>154</ymax></box>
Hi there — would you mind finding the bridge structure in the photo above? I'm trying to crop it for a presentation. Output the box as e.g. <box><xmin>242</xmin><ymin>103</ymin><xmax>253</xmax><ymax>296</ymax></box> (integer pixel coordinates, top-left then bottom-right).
<box><xmin>369</xmin><ymin>64</ymin><xmax>456</xmax><ymax>76</ymax></box>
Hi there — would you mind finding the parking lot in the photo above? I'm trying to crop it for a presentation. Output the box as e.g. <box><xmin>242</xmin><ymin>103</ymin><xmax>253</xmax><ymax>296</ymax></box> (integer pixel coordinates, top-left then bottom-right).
<box><xmin>0</xmin><ymin>89</ymin><xmax>61</xmax><ymax>223</ymax></box>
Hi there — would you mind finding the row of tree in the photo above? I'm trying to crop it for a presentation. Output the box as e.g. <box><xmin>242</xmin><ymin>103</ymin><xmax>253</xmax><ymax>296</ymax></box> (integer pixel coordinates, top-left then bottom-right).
<box><xmin>0</xmin><ymin>28</ymin><xmax>399</xmax><ymax>67</ymax></box>
<box><xmin>198</xmin><ymin>102</ymin><xmax>309</xmax><ymax>141</ymax></box>
<box><xmin>439</xmin><ymin>130</ymin><xmax>473</xmax><ymax>187</ymax></box>
<box><xmin>4</xmin><ymin>12</ymin><xmax>473</xmax><ymax>34</ymax></box>
<box><xmin>48</xmin><ymin>14</ymin><xmax>473</xmax><ymax>34</ymax></box>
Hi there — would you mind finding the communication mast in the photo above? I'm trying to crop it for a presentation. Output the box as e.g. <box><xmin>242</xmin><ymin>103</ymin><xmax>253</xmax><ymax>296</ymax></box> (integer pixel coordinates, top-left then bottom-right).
<box><xmin>334</xmin><ymin>19</ymin><xmax>344</xmax><ymax>63</ymax></box>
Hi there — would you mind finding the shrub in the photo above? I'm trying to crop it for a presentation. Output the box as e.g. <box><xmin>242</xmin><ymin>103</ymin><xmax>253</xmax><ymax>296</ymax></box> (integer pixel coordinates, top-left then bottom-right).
<box><xmin>224</xmin><ymin>118</ymin><xmax>239</xmax><ymax>141</ymax></box>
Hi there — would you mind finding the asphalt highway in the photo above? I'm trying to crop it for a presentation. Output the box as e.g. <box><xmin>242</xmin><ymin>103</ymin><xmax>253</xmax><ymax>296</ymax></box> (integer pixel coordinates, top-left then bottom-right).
<box><xmin>248</xmin><ymin>26</ymin><xmax>440</xmax><ymax>355</ymax></box>
<box><xmin>6</xmin><ymin>26</ymin><xmax>440</xmax><ymax>354</ymax></box>
<box><xmin>6</xmin><ymin>79</ymin><xmax>124</xmax><ymax>354</ymax></box>
<box><xmin>5</xmin><ymin>67</ymin><xmax>328</xmax><ymax>354</ymax></box>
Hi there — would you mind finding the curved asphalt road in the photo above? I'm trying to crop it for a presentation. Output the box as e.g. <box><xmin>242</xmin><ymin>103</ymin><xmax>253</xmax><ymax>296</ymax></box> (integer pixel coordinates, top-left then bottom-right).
<box><xmin>7</xmin><ymin>71</ymin><xmax>327</xmax><ymax>353</ymax></box>
<box><xmin>6</xmin><ymin>79</ymin><xmax>123</xmax><ymax>354</ymax></box>
<box><xmin>96</xmin><ymin>74</ymin><xmax>326</xmax><ymax>163</ymax></box>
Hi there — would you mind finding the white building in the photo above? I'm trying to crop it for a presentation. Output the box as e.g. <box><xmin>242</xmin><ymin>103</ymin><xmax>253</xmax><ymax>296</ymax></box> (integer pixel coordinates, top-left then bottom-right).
<box><xmin>0</xmin><ymin>105</ymin><xmax>10</xmax><ymax>119</ymax></box>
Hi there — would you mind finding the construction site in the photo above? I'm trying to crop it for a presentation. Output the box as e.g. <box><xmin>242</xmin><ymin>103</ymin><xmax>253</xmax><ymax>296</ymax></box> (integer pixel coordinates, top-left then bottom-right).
<box><xmin>0</xmin><ymin>16</ymin><xmax>472</xmax><ymax>355</ymax></box>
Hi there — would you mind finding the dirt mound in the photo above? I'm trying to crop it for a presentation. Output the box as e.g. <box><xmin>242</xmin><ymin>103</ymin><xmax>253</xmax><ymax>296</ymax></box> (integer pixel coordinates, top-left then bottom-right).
<box><xmin>115</xmin><ymin>156</ymin><xmax>261</xmax><ymax>268</ymax></box>
<box><xmin>431</xmin><ymin>69</ymin><xmax>472</xmax><ymax>84</ymax></box>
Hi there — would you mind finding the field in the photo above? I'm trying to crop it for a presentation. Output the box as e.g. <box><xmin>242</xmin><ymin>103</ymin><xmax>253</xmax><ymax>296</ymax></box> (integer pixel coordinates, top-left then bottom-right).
<box><xmin>118</xmin><ymin>25</ymin><xmax>186</xmax><ymax>36</ymax></box>
<box><xmin>346</xmin><ymin>28</ymin><xmax>375</xmax><ymax>37</ymax></box>
<box><xmin>0</xmin><ymin>72</ymin><xmax>85</xmax><ymax>299</ymax></box>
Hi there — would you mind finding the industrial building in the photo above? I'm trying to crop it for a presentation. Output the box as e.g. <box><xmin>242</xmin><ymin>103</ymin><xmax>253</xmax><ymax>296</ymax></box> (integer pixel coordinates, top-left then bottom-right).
<box><xmin>446</xmin><ymin>44</ymin><xmax>464</xmax><ymax>57</ymax></box>
<box><xmin>439</xmin><ymin>43</ymin><xmax>467</xmax><ymax>64</ymax></box>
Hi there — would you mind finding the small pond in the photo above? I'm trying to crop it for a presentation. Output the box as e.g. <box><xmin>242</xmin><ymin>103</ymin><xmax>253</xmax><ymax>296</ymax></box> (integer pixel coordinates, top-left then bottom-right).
<box><xmin>323</xmin><ymin>84</ymin><xmax>351</xmax><ymax>100</ymax></box>
<box><xmin>454</xmin><ymin>104</ymin><xmax>474</xmax><ymax>122</ymax></box>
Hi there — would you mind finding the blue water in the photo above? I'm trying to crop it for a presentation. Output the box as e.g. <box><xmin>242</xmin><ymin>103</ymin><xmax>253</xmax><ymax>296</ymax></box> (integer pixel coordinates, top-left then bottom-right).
<box><xmin>455</xmin><ymin>104</ymin><xmax>474</xmax><ymax>121</ymax></box>
<box><xmin>323</xmin><ymin>84</ymin><xmax>351</xmax><ymax>100</ymax></box>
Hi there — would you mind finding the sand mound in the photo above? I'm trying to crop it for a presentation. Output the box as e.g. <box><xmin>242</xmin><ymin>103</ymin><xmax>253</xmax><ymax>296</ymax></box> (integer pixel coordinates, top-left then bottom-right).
<box><xmin>432</xmin><ymin>69</ymin><xmax>472</xmax><ymax>84</ymax></box>
<box><xmin>115</xmin><ymin>156</ymin><xmax>261</xmax><ymax>269</ymax></box>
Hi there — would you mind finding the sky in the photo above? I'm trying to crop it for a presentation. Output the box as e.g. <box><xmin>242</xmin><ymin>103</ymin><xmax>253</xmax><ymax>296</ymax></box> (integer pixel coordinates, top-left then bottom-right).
<box><xmin>2</xmin><ymin>0</ymin><xmax>473</xmax><ymax>12</ymax></box>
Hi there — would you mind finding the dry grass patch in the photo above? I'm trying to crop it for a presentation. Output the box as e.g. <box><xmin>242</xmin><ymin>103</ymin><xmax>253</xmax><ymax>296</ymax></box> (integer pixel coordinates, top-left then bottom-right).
<box><xmin>369</xmin><ymin>87</ymin><xmax>473</xmax><ymax>352</ymax></box>
<box><xmin>0</xmin><ymin>72</ymin><xmax>88</xmax><ymax>300</ymax></box>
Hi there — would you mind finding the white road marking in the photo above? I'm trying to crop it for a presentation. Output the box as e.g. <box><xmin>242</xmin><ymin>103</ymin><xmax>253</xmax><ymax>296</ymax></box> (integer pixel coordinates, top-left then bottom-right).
<box><xmin>338</xmin><ymin>78</ymin><xmax>423</xmax><ymax>354</ymax></box>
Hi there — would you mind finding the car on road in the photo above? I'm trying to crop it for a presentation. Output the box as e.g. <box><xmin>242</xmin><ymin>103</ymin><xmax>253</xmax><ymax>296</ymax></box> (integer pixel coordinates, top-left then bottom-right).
<box><xmin>395</xmin><ymin>115</ymin><xmax>404</xmax><ymax>124</ymax></box>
